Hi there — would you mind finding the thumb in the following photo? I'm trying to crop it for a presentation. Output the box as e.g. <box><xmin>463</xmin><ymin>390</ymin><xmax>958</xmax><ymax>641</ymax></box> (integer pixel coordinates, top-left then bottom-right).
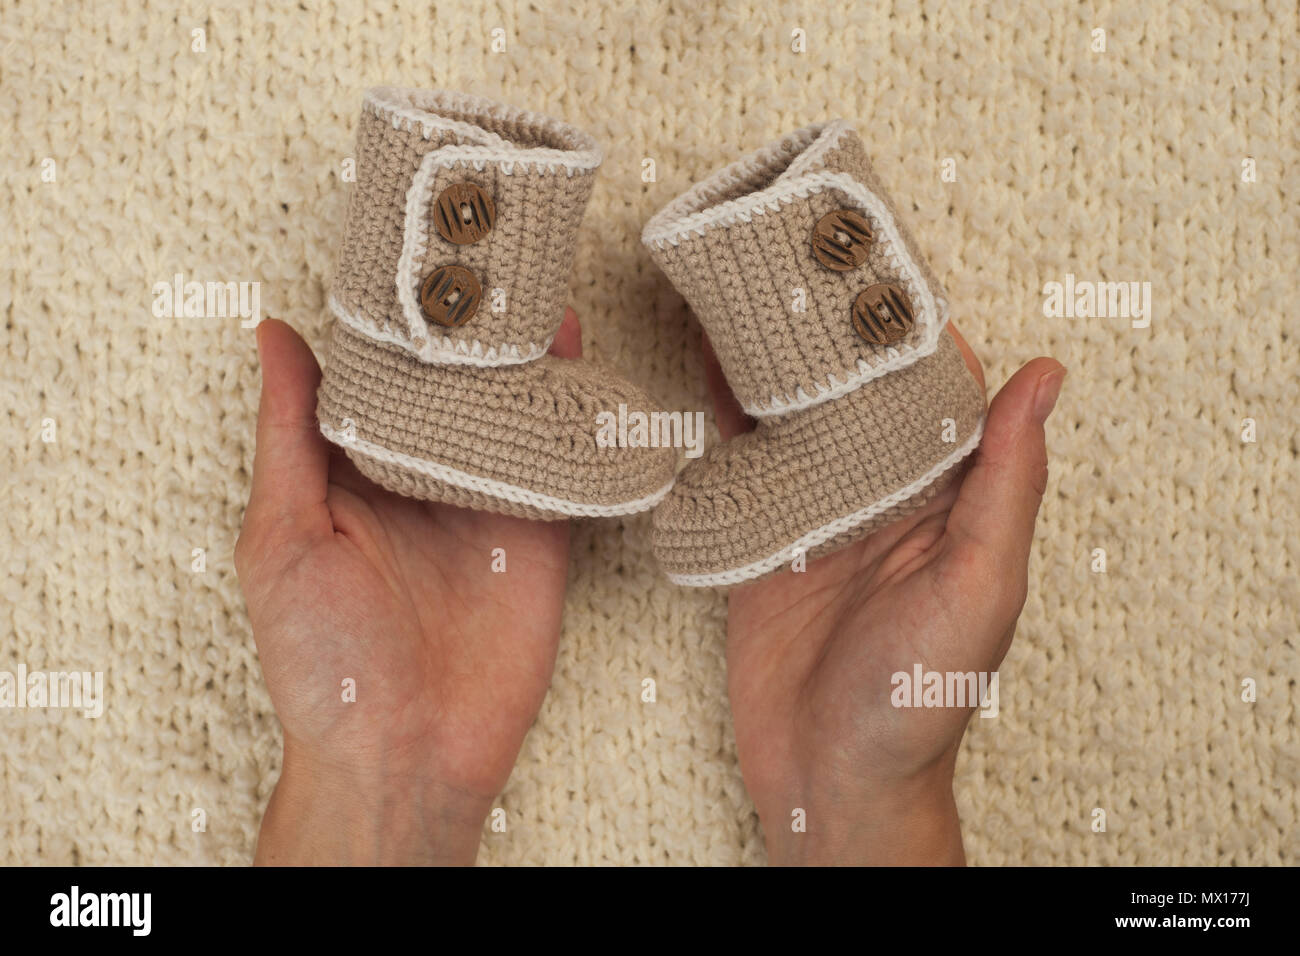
<box><xmin>245</xmin><ymin>319</ymin><xmax>332</xmax><ymax>539</ymax></box>
<box><xmin>943</xmin><ymin>358</ymin><xmax>1066</xmax><ymax>585</ymax></box>
<box><xmin>547</xmin><ymin>307</ymin><xmax>583</xmax><ymax>359</ymax></box>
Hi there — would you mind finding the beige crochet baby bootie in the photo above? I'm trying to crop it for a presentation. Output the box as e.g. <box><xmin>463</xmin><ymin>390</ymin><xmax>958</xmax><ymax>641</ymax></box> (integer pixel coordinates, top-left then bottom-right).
<box><xmin>644</xmin><ymin>122</ymin><xmax>987</xmax><ymax>586</ymax></box>
<box><xmin>316</xmin><ymin>87</ymin><xmax>677</xmax><ymax>519</ymax></box>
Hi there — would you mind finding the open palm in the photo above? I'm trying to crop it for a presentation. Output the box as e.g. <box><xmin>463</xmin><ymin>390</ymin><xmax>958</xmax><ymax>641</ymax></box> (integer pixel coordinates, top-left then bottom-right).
<box><xmin>236</xmin><ymin>313</ymin><xmax>585</xmax><ymax>862</ymax></box>
<box><xmin>704</xmin><ymin>325</ymin><xmax>1064</xmax><ymax>864</ymax></box>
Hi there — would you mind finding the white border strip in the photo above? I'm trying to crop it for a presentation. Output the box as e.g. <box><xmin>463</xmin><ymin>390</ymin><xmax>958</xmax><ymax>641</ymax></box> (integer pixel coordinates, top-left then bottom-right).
<box><xmin>642</xmin><ymin>120</ymin><xmax>845</xmax><ymax>245</ymax></box>
<box><xmin>665</xmin><ymin>418</ymin><xmax>985</xmax><ymax>587</ymax></box>
<box><xmin>349</xmin><ymin>87</ymin><xmax>602</xmax><ymax>365</ymax></box>
<box><xmin>647</xmin><ymin>168</ymin><xmax>946</xmax><ymax>418</ymax></box>
<box><xmin>320</xmin><ymin>422</ymin><xmax>675</xmax><ymax>517</ymax></box>
<box><xmin>393</xmin><ymin>134</ymin><xmax>599</xmax><ymax>355</ymax></box>
<box><xmin>643</xmin><ymin>121</ymin><xmax>836</xmax><ymax>229</ymax></box>
<box><xmin>364</xmin><ymin>87</ymin><xmax>604</xmax><ymax>173</ymax></box>
<box><xmin>330</xmin><ymin>295</ymin><xmax>552</xmax><ymax>367</ymax></box>
<box><xmin>779</xmin><ymin>120</ymin><xmax>854</xmax><ymax>181</ymax></box>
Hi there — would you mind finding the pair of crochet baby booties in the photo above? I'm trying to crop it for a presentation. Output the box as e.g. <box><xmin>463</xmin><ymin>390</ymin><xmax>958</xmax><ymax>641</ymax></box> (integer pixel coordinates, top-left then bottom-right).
<box><xmin>316</xmin><ymin>88</ymin><xmax>986</xmax><ymax>588</ymax></box>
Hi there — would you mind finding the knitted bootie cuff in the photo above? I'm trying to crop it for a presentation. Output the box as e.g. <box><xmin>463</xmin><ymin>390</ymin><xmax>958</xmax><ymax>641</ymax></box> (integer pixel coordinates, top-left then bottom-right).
<box><xmin>330</xmin><ymin>87</ymin><xmax>602</xmax><ymax>367</ymax></box>
<box><xmin>643</xmin><ymin>120</ymin><xmax>949</xmax><ymax>416</ymax></box>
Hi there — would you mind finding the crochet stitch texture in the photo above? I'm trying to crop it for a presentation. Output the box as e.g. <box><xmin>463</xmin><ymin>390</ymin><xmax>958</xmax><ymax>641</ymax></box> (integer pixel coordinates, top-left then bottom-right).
<box><xmin>645</xmin><ymin>123</ymin><xmax>987</xmax><ymax>585</ymax></box>
<box><xmin>316</xmin><ymin>88</ymin><xmax>678</xmax><ymax>518</ymax></box>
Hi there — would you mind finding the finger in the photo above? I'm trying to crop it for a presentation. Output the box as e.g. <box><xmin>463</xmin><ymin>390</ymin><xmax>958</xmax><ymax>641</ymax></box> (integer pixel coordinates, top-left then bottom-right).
<box><xmin>702</xmin><ymin>332</ymin><xmax>755</xmax><ymax>440</ymax></box>
<box><xmin>943</xmin><ymin>358</ymin><xmax>1066</xmax><ymax>580</ymax></box>
<box><xmin>246</xmin><ymin>319</ymin><xmax>332</xmax><ymax>538</ymax></box>
<box><xmin>549</xmin><ymin>307</ymin><xmax>582</xmax><ymax>359</ymax></box>
<box><xmin>946</xmin><ymin>322</ymin><xmax>985</xmax><ymax>392</ymax></box>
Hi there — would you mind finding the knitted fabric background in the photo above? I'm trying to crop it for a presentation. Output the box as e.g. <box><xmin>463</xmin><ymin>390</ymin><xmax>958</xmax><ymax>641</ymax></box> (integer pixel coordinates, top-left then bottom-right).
<box><xmin>2</xmin><ymin>0</ymin><xmax>1296</xmax><ymax>864</ymax></box>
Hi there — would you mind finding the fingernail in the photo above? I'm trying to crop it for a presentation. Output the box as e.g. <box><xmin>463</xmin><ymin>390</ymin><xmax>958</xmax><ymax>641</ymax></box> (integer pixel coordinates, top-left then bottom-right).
<box><xmin>255</xmin><ymin>319</ymin><xmax>267</xmax><ymax>356</ymax></box>
<box><xmin>1033</xmin><ymin>367</ymin><xmax>1067</xmax><ymax>424</ymax></box>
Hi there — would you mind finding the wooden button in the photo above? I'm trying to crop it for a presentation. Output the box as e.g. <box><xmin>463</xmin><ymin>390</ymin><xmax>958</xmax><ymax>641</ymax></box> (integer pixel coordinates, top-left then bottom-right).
<box><xmin>432</xmin><ymin>182</ymin><xmax>495</xmax><ymax>245</ymax></box>
<box><xmin>420</xmin><ymin>265</ymin><xmax>482</xmax><ymax>328</ymax></box>
<box><xmin>852</xmin><ymin>283</ymin><xmax>914</xmax><ymax>346</ymax></box>
<box><xmin>811</xmin><ymin>209</ymin><xmax>874</xmax><ymax>271</ymax></box>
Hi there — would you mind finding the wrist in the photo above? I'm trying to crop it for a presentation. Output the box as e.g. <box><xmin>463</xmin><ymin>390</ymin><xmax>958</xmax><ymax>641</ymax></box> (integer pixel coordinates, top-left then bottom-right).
<box><xmin>255</xmin><ymin>746</ymin><xmax>491</xmax><ymax>866</ymax></box>
<box><xmin>761</xmin><ymin>763</ymin><xmax>965</xmax><ymax>866</ymax></box>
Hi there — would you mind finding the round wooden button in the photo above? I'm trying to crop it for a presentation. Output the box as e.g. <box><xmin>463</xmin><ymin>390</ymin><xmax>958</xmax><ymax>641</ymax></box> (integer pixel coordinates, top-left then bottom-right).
<box><xmin>852</xmin><ymin>283</ymin><xmax>914</xmax><ymax>346</ymax></box>
<box><xmin>812</xmin><ymin>209</ymin><xmax>874</xmax><ymax>271</ymax></box>
<box><xmin>432</xmin><ymin>182</ymin><xmax>495</xmax><ymax>245</ymax></box>
<box><xmin>420</xmin><ymin>265</ymin><xmax>482</xmax><ymax>328</ymax></box>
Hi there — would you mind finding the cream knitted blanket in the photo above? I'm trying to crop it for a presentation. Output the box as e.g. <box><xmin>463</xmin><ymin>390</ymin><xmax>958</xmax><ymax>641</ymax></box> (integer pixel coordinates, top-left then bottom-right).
<box><xmin>2</xmin><ymin>0</ymin><xmax>1295</xmax><ymax>864</ymax></box>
